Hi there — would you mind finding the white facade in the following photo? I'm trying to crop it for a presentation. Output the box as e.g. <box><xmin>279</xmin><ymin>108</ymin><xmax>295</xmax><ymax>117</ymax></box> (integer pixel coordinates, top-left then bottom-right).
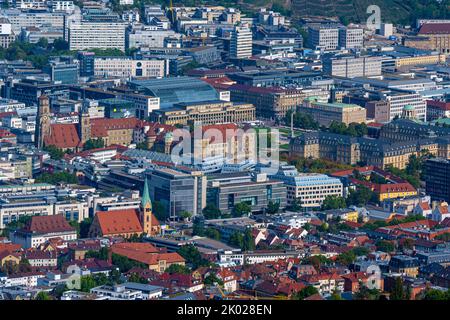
<box><xmin>385</xmin><ymin>92</ymin><xmax>427</xmax><ymax>121</ymax></box>
<box><xmin>0</xmin><ymin>9</ymin><xmax>66</xmax><ymax>34</ymax></box>
<box><xmin>68</xmin><ymin>21</ymin><xmax>126</xmax><ymax>51</ymax></box>
<box><xmin>51</xmin><ymin>1</ymin><xmax>75</xmax><ymax>12</ymax></box>
<box><xmin>93</xmin><ymin>57</ymin><xmax>167</xmax><ymax>78</ymax></box>
<box><xmin>230</xmin><ymin>26</ymin><xmax>252</xmax><ymax>59</ymax></box>
<box><xmin>90</xmin><ymin>285</ymin><xmax>143</xmax><ymax>300</ymax></box>
<box><xmin>126</xmin><ymin>27</ymin><xmax>179</xmax><ymax>49</ymax></box>
<box><xmin>3</xmin><ymin>273</ymin><xmax>45</xmax><ymax>287</ymax></box>
<box><xmin>271</xmin><ymin>165</ymin><xmax>343</xmax><ymax>208</ymax></box>
<box><xmin>309</xmin><ymin>27</ymin><xmax>339</xmax><ymax>51</ymax></box>
<box><xmin>338</xmin><ymin>27</ymin><xmax>364</xmax><ymax>49</ymax></box>
<box><xmin>324</xmin><ymin>56</ymin><xmax>382</xmax><ymax>78</ymax></box>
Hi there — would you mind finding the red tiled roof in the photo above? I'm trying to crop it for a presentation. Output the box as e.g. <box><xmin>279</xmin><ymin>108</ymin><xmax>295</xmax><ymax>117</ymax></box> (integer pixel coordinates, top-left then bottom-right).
<box><xmin>419</xmin><ymin>23</ymin><xmax>450</xmax><ymax>34</ymax></box>
<box><xmin>0</xmin><ymin>129</ymin><xmax>16</xmax><ymax>138</ymax></box>
<box><xmin>23</xmin><ymin>214</ymin><xmax>75</xmax><ymax>234</ymax></box>
<box><xmin>111</xmin><ymin>243</ymin><xmax>185</xmax><ymax>266</ymax></box>
<box><xmin>419</xmin><ymin>202</ymin><xmax>431</xmax><ymax>211</ymax></box>
<box><xmin>24</xmin><ymin>249</ymin><xmax>57</xmax><ymax>260</ymax></box>
<box><xmin>91</xmin><ymin>117</ymin><xmax>141</xmax><ymax>133</ymax></box>
<box><xmin>0</xmin><ymin>111</ymin><xmax>17</xmax><ymax>119</ymax></box>
<box><xmin>95</xmin><ymin>209</ymin><xmax>143</xmax><ymax>236</ymax></box>
<box><xmin>45</xmin><ymin>124</ymin><xmax>81</xmax><ymax>149</ymax></box>
<box><xmin>439</xmin><ymin>217</ymin><xmax>450</xmax><ymax>228</ymax></box>
<box><xmin>0</xmin><ymin>243</ymin><xmax>22</xmax><ymax>253</ymax></box>
<box><xmin>437</xmin><ymin>205</ymin><xmax>449</xmax><ymax>214</ymax></box>
<box><xmin>427</xmin><ymin>100</ymin><xmax>450</xmax><ymax>111</ymax></box>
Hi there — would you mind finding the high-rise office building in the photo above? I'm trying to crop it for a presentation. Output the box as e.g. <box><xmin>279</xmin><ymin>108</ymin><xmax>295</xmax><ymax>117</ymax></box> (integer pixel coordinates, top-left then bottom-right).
<box><xmin>338</xmin><ymin>27</ymin><xmax>364</xmax><ymax>49</ymax></box>
<box><xmin>68</xmin><ymin>9</ymin><xmax>126</xmax><ymax>51</ymax></box>
<box><xmin>230</xmin><ymin>26</ymin><xmax>253</xmax><ymax>59</ymax></box>
<box><xmin>425</xmin><ymin>158</ymin><xmax>450</xmax><ymax>202</ymax></box>
<box><xmin>308</xmin><ymin>26</ymin><xmax>339</xmax><ymax>51</ymax></box>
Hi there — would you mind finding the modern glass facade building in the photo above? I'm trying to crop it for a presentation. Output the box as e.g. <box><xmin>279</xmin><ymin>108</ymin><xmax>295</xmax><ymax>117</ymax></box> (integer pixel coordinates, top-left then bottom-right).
<box><xmin>128</xmin><ymin>77</ymin><xmax>220</xmax><ymax>109</ymax></box>
<box><xmin>207</xmin><ymin>172</ymin><xmax>287</xmax><ymax>215</ymax></box>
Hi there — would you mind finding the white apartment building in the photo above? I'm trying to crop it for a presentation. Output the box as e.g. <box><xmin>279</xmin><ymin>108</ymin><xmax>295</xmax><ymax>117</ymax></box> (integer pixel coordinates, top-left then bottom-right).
<box><xmin>54</xmin><ymin>201</ymin><xmax>89</xmax><ymax>222</ymax></box>
<box><xmin>90</xmin><ymin>284</ymin><xmax>143</xmax><ymax>300</ymax></box>
<box><xmin>126</xmin><ymin>26</ymin><xmax>180</xmax><ymax>49</ymax></box>
<box><xmin>218</xmin><ymin>250</ymin><xmax>303</xmax><ymax>266</ymax></box>
<box><xmin>68</xmin><ymin>21</ymin><xmax>127</xmax><ymax>51</ymax></box>
<box><xmin>270</xmin><ymin>165</ymin><xmax>344</xmax><ymax>208</ymax></box>
<box><xmin>0</xmin><ymin>99</ymin><xmax>26</xmax><ymax>113</ymax></box>
<box><xmin>384</xmin><ymin>92</ymin><xmax>427</xmax><ymax>121</ymax></box>
<box><xmin>323</xmin><ymin>56</ymin><xmax>382</xmax><ymax>78</ymax></box>
<box><xmin>51</xmin><ymin>1</ymin><xmax>75</xmax><ymax>12</ymax></box>
<box><xmin>0</xmin><ymin>9</ymin><xmax>66</xmax><ymax>34</ymax></box>
<box><xmin>308</xmin><ymin>26</ymin><xmax>339</xmax><ymax>51</ymax></box>
<box><xmin>118</xmin><ymin>92</ymin><xmax>160</xmax><ymax>118</ymax></box>
<box><xmin>2</xmin><ymin>273</ymin><xmax>45</xmax><ymax>287</ymax></box>
<box><xmin>230</xmin><ymin>26</ymin><xmax>252</xmax><ymax>59</ymax></box>
<box><xmin>338</xmin><ymin>27</ymin><xmax>364</xmax><ymax>49</ymax></box>
<box><xmin>93</xmin><ymin>57</ymin><xmax>168</xmax><ymax>78</ymax></box>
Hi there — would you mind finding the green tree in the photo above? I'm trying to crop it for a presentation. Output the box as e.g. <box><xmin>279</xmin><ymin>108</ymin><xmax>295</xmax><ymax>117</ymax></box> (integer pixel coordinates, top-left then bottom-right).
<box><xmin>179</xmin><ymin>211</ymin><xmax>192</xmax><ymax>221</ymax></box>
<box><xmin>285</xmin><ymin>110</ymin><xmax>319</xmax><ymax>130</ymax></box>
<box><xmin>375</xmin><ymin>240</ymin><xmax>395</xmax><ymax>253</ymax></box>
<box><xmin>346</xmin><ymin>186</ymin><xmax>376</xmax><ymax>206</ymax></box>
<box><xmin>229</xmin><ymin>231</ymin><xmax>244</xmax><ymax>249</ymax></box>
<box><xmin>52</xmin><ymin>38</ymin><xmax>69</xmax><ymax>51</ymax></box>
<box><xmin>85</xmin><ymin>247</ymin><xmax>109</xmax><ymax>260</ymax></box>
<box><xmin>204</xmin><ymin>273</ymin><xmax>223</xmax><ymax>286</ymax></box>
<box><xmin>44</xmin><ymin>145</ymin><xmax>65</xmax><ymax>160</ymax></box>
<box><xmin>153</xmin><ymin>201</ymin><xmax>168</xmax><ymax>222</ymax></box>
<box><xmin>165</xmin><ymin>263</ymin><xmax>191</xmax><ymax>274</ymax></box>
<box><xmin>202</xmin><ymin>203</ymin><xmax>221</xmax><ymax>219</ymax></box>
<box><xmin>35</xmin><ymin>172</ymin><xmax>78</xmax><ymax>184</ymax></box>
<box><xmin>79</xmin><ymin>218</ymin><xmax>93</xmax><ymax>238</ymax></box>
<box><xmin>301</xmin><ymin>255</ymin><xmax>330</xmax><ymax>269</ymax></box>
<box><xmin>233</xmin><ymin>202</ymin><xmax>251</xmax><ymax>217</ymax></box>
<box><xmin>266</xmin><ymin>201</ymin><xmax>280</xmax><ymax>214</ymax></box>
<box><xmin>400</xmin><ymin>238</ymin><xmax>415</xmax><ymax>251</ymax></box>
<box><xmin>422</xmin><ymin>289</ymin><xmax>449</xmax><ymax>300</ymax></box>
<box><xmin>322</xmin><ymin>195</ymin><xmax>347</xmax><ymax>210</ymax></box>
<box><xmin>35</xmin><ymin>291</ymin><xmax>52</xmax><ymax>300</ymax></box>
<box><xmin>354</xmin><ymin>286</ymin><xmax>381</xmax><ymax>300</ymax></box>
<box><xmin>336</xmin><ymin>250</ymin><xmax>357</xmax><ymax>265</ymax></box>
<box><xmin>390</xmin><ymin>277</ymin><xmax>407</xmax><ymax>300</ymax></box>
<box><xmin>112</xmin><ymin>253</ymin><xmax>147</xmax><ymax>273</ymax></box>
<box><xmin>293</xmin><ymin>286</ymin><xmax>319</xmax><ymax>300</ymax></box>
<box><xmin>52</xmin><ymin>284</ymin><xmax>68</xmax><ymax>299</ymax></box>
<box><xmin>204</xmin><ymin>228</ymin><xmax>221</xmax><ymax>240</ymax></box>
<box><xmin>128</xmin><ymin>273</ymin><xmax>148</xmax><ymax>284</ymax></box>
<box><xmin>37</xmin><ymin>37</ymin><xmax>49</xmax><ymax>49</ymax></box>
<box><xmin>352</xmin><ymin>246</ymin><xmax>370</xmax><ymax>257</ymax></box>
<box><xmin>80</xmin><ymin>275</ymin><xmax>98</xmax><ymax>292</ymax></box>
<box><xmin>242</xmin><ymin>228</ymin><xmax>255</xmax><ymax>251</ymax></box>
<box><xmin>83</xmin><ymin>138</ymin><xmax>105</xmax><ymax>150</ymax></box>
<box><xmin>289</xmin><ymin>198</ymin><xmax>303</xmax><ymax>212</ymax></box>
<box><xmin>177</xmin><ymin>244</ymin><xmax>209</xmax><ymax>269</ymax></box>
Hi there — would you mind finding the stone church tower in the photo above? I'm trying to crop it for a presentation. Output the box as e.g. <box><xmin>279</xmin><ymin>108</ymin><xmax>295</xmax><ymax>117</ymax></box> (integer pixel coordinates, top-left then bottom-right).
<box><xmin>140</xmin><ymin>178</ymin><xmax>154</xmax><ymax>235</ymax></box>
<box><xmin>35</xmin><ymin>95</ymin><xmax>51</xmax><ymax>149</ymax></box>
<box><xmin>78</xmin><ymin>107</ymin><xmax>91</xmax><ymax>146</ymax></box>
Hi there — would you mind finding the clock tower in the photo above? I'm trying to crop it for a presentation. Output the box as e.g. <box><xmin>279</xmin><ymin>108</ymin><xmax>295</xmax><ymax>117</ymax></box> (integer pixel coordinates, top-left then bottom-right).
<box><xmin>35</xmin><ymin>95</ymin><xmax>51</xmax><ymax>149</ymax></box>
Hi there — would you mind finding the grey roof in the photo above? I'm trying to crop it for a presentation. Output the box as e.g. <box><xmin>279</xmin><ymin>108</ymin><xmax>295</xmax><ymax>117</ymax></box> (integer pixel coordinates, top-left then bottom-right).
<box><xmin>128</xmin><ymin>77</ymin><xmax>219</xmax><ymax>109</ymax></box>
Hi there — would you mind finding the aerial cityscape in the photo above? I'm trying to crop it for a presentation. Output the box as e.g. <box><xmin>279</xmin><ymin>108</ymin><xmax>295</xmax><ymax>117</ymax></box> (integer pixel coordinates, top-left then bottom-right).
<box><xmin>0</xmin><ymin>0</ymin><xmax>449</xmax><ymax>303</ymax></box>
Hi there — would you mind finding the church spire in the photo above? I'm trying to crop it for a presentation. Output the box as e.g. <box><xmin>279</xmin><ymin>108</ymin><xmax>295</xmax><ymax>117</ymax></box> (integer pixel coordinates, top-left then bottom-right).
<box><xmin>140</xmin><ymin>177</ymin><xmax>154</xmax><ymax>235</ymax></box>
<box><xmin>141</xmin><ymin>177</ymin><xmax>152</xmax><ymax>210</ymax></box>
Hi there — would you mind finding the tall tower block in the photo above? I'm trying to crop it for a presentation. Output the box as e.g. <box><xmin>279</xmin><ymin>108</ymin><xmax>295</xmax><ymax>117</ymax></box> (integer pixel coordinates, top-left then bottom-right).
<box><xmin>35</xmin><ymin>95</ymin><xmax>51</xmax><ymax>149</ymax></box>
